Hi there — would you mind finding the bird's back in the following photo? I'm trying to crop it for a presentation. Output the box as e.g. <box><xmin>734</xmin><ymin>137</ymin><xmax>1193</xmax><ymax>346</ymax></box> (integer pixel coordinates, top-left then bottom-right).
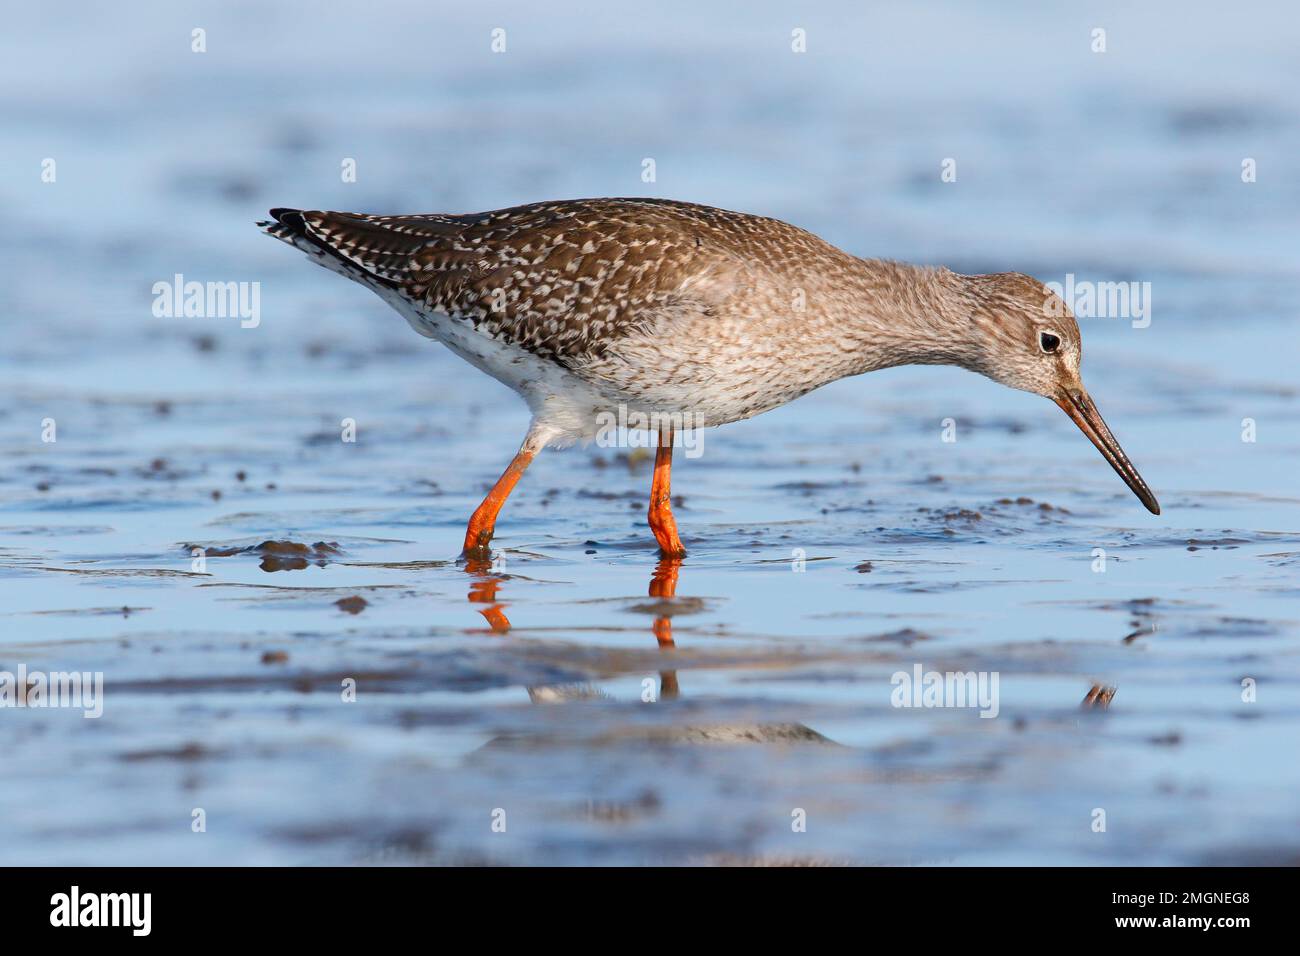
<box><xmin>261</xmin><ymin>198</ymin><xmax>847</xmax><ymax>363</ymax></box>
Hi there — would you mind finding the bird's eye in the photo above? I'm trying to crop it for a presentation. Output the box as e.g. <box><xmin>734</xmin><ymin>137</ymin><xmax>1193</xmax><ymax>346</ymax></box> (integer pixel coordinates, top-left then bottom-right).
<box><xmin>1039</xmin><ymin>331</ymin><xmax>1061</xmax><ymax>354</ymax></box>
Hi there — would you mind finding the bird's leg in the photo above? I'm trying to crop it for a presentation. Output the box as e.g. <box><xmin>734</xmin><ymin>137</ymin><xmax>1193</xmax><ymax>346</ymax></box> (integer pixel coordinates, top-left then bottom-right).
<box><xmin>462</xmin><ymin>450</ymin><xmax>534</xmax><ymax>558</ymax></box>
<box><xmin>462</xmin><ymin>427</ymin><xmax>545</xmax><ymax>559</ymax></box>
<box><xmin>647</xmin><ymin>425</ymin><xmax>686</xmax><ymax>557</ymax></box>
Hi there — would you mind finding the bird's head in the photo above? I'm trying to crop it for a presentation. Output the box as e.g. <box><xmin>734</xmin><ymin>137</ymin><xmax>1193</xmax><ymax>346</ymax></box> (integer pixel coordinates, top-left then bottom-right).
<box><xmin>959</xmin><ymin>272</ymin><xmax>1159</xmax><ymax>515</ymax></box>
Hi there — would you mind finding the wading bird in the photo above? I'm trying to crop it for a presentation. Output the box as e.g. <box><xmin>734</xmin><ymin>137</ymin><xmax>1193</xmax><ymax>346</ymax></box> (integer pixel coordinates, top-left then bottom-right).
<box><xmin>260</xmin><ymin>198</ymin><xmax>1159</xmax><ymax>557</ymax></box>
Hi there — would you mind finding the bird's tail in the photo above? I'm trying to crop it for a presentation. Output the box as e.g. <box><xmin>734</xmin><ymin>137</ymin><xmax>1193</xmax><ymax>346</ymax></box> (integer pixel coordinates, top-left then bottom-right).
<box><xmin>257</xmin><ymin>208</ymin><xmax>418</xmax><ymax>289</ymax></box>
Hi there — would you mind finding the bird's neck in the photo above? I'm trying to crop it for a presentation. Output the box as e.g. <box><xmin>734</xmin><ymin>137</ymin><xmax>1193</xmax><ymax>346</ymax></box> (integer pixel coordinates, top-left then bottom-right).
<box><xmin>837</xmin><ymin>259</ymin><xmax>983</xmax><ymax>375</ymax></box>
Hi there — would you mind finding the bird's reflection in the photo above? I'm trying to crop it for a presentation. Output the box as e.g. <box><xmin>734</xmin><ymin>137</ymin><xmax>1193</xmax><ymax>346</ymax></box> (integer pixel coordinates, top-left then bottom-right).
<box><xmin>466</xmin><ymin>557</ymin><xmax>1122</xmax><ymax>716</ymax></box>
<box><xmin>462</xmin><ymin>554</ymin><xmax>683</xmax><ymax>699</ymax></box>
<box><xmin>466</xmin><ymin>554</ymin><xmax>837</xmax><ymax>754</ymax></box>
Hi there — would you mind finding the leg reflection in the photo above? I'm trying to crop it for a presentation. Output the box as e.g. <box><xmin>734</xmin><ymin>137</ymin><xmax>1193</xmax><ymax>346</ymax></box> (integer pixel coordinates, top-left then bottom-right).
<box><xmin>1081</xmin><ymin>683</ymin><xmax>1116</xmax><ymax>710</ymax></box>
<box><xmin>466</xmin><ymin>555</ymin><xmax>687</xmax><ymax>701</ymax></box>
<box><xmin>464</xmin><ymin>557</ymin><xmax>511</xmax><ymax>633</ymax></box>
<box><xmin>649</xmin><ymin>557</ymin><xmax>683</xmax><ymax>699</ymax></box>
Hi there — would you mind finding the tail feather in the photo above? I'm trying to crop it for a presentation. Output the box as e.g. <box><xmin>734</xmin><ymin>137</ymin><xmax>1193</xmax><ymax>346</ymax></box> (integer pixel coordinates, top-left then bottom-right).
<box><xmin>258</xmin><ymin>207</ymin><xmax>433</xmax><ymax>288</ymax></box>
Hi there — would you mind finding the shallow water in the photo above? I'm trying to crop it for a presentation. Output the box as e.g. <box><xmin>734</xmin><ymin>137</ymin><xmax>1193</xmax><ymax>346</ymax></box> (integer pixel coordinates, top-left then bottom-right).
<box><xmin>2</xmin><ymin>0</ymin><xmax>1298</xmax><ymax>865</ymax></box>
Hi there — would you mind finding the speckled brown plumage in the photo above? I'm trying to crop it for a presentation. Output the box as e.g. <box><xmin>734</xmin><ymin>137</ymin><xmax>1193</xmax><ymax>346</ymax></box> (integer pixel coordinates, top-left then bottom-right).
<box><xmin>265</xmin><ymin>199</ymin><xmax>820</xmax><ymax>364</ymax></box>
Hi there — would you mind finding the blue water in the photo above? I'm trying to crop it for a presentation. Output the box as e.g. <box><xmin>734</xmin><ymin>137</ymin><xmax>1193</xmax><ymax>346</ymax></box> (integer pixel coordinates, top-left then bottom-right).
<box><xmin>1</xmin><ymin>0</ymin><xmax>1297</xmax><ymax>865</ymax></box>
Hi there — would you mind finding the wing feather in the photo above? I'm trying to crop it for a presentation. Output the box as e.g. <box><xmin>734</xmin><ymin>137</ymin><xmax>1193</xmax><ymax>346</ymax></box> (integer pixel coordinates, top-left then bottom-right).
<box><xmin>260</xmin><ymin>200</ymin><xmax>755</xmax><ymax>363</ymax></box>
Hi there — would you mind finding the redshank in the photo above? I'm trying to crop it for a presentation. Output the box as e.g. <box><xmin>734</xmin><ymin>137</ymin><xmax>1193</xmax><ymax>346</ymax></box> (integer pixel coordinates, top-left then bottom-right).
<box><xmin>260</xmin><ymin>198</ymin><xmax>1159</xmax><ymax>557</ymax></box>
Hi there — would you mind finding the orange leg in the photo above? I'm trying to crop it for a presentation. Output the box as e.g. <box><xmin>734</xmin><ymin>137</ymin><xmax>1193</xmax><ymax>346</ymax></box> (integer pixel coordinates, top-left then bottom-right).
<box><xmin>462</xmin><ymin>434</ymin><xmax>542</xmax><ymax>558</ymax></box>
<box><xmin>648</xmin><ymin>427</ymin><xmax>686</xmax><ymax>557</ymax></box>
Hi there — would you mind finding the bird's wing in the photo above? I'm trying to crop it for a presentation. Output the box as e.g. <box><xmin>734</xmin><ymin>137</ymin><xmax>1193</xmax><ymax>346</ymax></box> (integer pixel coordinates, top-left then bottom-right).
<box><xmin>259</xmin><ymin>201</ymin><xmax>750</xmax><ymax>364</ymax></box>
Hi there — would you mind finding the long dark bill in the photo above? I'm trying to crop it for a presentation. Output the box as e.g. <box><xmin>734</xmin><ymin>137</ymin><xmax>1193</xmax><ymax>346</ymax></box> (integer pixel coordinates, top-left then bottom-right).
<box><xmin>1054</xmin><ymin>389</ymin><xmax>1160</xmax><ymax>515</ymax></box>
